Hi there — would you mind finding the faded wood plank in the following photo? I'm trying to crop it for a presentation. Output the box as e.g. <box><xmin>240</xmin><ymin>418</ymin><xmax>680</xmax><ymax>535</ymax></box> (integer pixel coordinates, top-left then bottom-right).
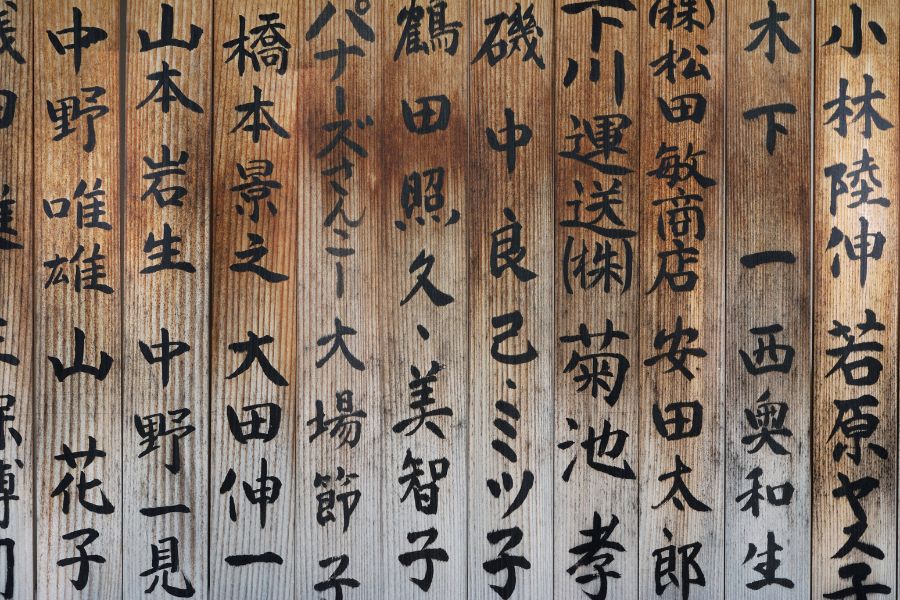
<box><xmin>637</xmin><ymin>0</ymin><xmax>724</xmax><ymax>597</ymax></box>
<box><xmin>9</xmin><ymin>5</ymin><xmax>898</xmax><ymax>598</ymax></box>
<box><xmin>724</xmin><ymin>1</ymin><xmax>812</xmax><ymax>597</ymax></box>
<box><xmin>296</xmin><ymin>0</ymin><xmax>384</xmax><ymax>597</ymax></box>
<box><xmin>0</xmin><ymin>0</ymin><xmax>31</xmax><ymax>597</ymax></box>
<box><xmin>123</xmin><ymin>1</ymin><xmax>210</xmax><ymax>598</ymax></box>
<box><xmin>377</xmin><ymin>1</ymin><xmax>469</xmax><ymax>597</ymax></box>
<box><xmin>467</xmin><ymin>1</ymin><xmax>554</xmax><ymax>598</ymax></box>
<box><xmin>812</xmin><ymin>1</ymin><xmax>898</xmax><ymax>598</ymax></box>
<box><xmin>209</xmin><ymin>2</ymin><xmax>298</xmax><ymax>598</ymax></box>
<box><xmin>33</xmin><ymin>1</ymin><xmax>121</xmax><ymax>599</ymax></box>
<box><xmin>552</xmin><ymin>1</ymin><xmax>641</xmax><ymax>598</ymax></box>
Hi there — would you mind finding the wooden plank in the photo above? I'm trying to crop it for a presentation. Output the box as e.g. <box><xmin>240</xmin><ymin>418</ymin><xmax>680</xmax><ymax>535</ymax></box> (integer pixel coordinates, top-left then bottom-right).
<box><xmin>552</xmin><ymin>1</ymin><xmax>640</xmax><ymax>598</ymax></box>
<box><xmin>0</xmin><ymin>0</ymin><xmax>31</xmax><ymax>597</ymax></box>
<box><xmin>724</xmin><ymin>0</ymin><xmax>812</xmax><ymax>597</ymax></box>
<box><xmin>637</xmin><ymin>0</ymin><xmax>724</xmax><ymax>597</ymax></box>
<box><xmin>209</xmin><ymin>3</ymin><xmax>298</xmax><ymax>598</ymax></box>
<box><xmin>297</xmin><ymin>0</ymin><xmax>383</xmax><ymax>597</ymax></box>
<box><xmin>123</xmin><ymin>1</ymin><xmax>210</xmax><ymax>598</ymax></box>
<box><xmin>812</xmin><ymin>1</ymin><xmax>898</xmax><ymax>598</ymax></box>
<box><xmin>11</xmin><ymin>4</ymin><xmax>899</xmax><ymax>596</ymax></box>
<box><xmin>467</xmin><ymin>1</ymin><xmax>554</xmax><ymax>598</ymax></box>
<box><xmin>33</xmin><ymin>1</ymin><xmax>121</xmax><ymax>598</ymax></box>
<box><xmin>378</xmin><ymin>1</ymin><xmax>469</xmax><ymax>597</ymax></box>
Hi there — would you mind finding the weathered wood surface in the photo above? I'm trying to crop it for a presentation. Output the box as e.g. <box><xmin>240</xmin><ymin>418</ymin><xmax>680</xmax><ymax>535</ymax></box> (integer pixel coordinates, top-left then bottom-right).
<box><xmin>210</xmin><ymin>2</ymin><xmax>298</xmax><ymax>598</ymax></box>
<box><xmin>0</xmin><ymin>0</ymin><xmax>31</xmax><ymax>598</ymax></box>
<box><xmin>124</xmin><ymin>2</ymin><xmax>210</xmax><ymax>598</ymax></box>
<box><xmin>725</xmin><ymin>0</ymin><xmax>811</xmax><ymax>597</ymax></box>
<box><xmin>813</xmin><ymin>1</ymin><xmax>898</xmax><ymax>599</ymax></box>
<box><xmin>0</xmin><ymin>1</ymin><xmax>899</xmax><ymax>599</ymax></box>
<box><xmin>378</xmin><ymin>1</ymin><xmax>469</xmax><ymax>598</ymax></box>
<box><xmin>467</xmin><ymin>1</ymin><xmax>553</xmax><ymax>599</ymax></box>
<box><xmin>298</xmin><ymin>1</ymin><xmax>383</xmax><ymax>599</ymax></box>
<box><xmin>553</xmin><ymin>1</ymin><xmax>640</xmax><ymax>598</ymax></box>
<box><xmin>638</xmin><ymin>0</ymin><xmax>724</xmax><ymax>597</ymax></box>
<box><xmin>35</xmin><ymin>2</ymin><xmax>121</xmax><ymax>599</ymax></box>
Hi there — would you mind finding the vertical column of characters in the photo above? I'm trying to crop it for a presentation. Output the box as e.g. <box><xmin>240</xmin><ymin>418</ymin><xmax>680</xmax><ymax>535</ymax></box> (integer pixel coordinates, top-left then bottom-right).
<box><xmin>34</xmin><ymin>1</ymin><xmax>121</xmax><ymax>598</ymax></box>
<box><xmin>466</xmin><ymin>2</ymin><xmax>553</xmax><ymax>598</ymax></box>
<box><xmin>298</xmin><ymin>1</ymin><xmax>382</xmax><ymax>597</ymax></box>
<box><xmin>724</xmin><ymin>1</ymin><xmax>811</xmax><ymax>596</ymax></box>
<box><xmin>552</xmin><ymin>2</ymin><xmax>640</xmax><ymax>598</ymax></box>
<box><xmin>812</xmin><ymin>1</ymin><xmax>898</xmax><ymax>598</ymax></box>
<box><xmin>210</xmin><ymin>2</ymin><xmax>298</xmax><ymax>598</ymax></box>
<box><xmin>378</xmin><ymin>1</ymin><xmax>468</xmax><ymax>597</ymax></box>
<box><xmin>0</xmin><ymin>0</ymin><xmax>30</xmax><ymax>597</ymax></box>
<box><xmin>123</xmin><ymin>2</ymin><xmax>210</xmax><ymax>598</ymax></box>
<box><xmin>637</xmin><ymin>0</ymin><xmax>723</xmax><ymax>597</ymax></box>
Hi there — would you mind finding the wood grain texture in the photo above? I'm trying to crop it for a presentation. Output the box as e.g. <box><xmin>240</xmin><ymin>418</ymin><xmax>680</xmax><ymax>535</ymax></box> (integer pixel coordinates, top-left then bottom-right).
<box><xmin>0</xmin><ymin>0</ymin><xmax>31</xmax><ymax>597</ymax></box>
<box><xmin>4</xmin><ymin>3</ymin><xmax>900</xmax><ymax>598</ymax></box>
<box><xmin>297</xmin><ymin>1</ymin><xmax>383</xmax><ymax>598</ymax></box>
<box><xmin>552</xmin><ymin>1</ymin><xmax>640</xmax><ymax>598</ymax></box>
<box><xmin>34</xmin><ymin>2</ymin><xmax>121</xmax><ymax>599</ymax></box>
<box><xmin>467</xmin><ymin>1</ymin><xmax>554</xmax><ymax>598</ymax></box>
<box><xmin>724</xmin><ymin>1</ymin><xmax>811</xmax><ymax>597</ymax></box>
<box><xmin>123</xmin><ymin>1</ymin><xmax>210</xmax><ymax>598</ymax></box>
<box><xmin>210</xmin><ymin>2</ymin><xmax>298</xmax><ymax>598</ymax></box>
<box><xmin>638</xmin><ymin>0</ymin><xmax>724</xmax><ymax>597</ymax></box>
<box><xmin>377</xmin><ymin>1</ymin><xmax>469</xmax><ymax>597</ymax></box>
<box><xmin>812</xmin><ymin>1</ymin><xmax>898</xmax><ymax>598</ymax></box>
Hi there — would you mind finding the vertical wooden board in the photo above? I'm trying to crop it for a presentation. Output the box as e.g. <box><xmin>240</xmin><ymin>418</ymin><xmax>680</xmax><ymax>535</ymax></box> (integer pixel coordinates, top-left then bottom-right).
<box><xmin>467</xmin><ymin>1</ymin><xmax>553</xmax><ymax>598</ymax></box>
<box><xmin>0</xmin><ymin>0</ymin><xmax>31</xmax><ymax>597</ymax></box>
<box><xmin>812</xmin><ymin>1</ymin><xmax>898</xmax><ymax>598</ymax></box>
<box><xmin>552</xmin><ymin>1</ymin><xmax>640</xmax><ymax>598</ymax></box>
<box><xmin>210</xmin><ymin>2</ymin><xmax>298</xmax><ymax>598</ymax></box>
<box><xmin>637</xmin><ymin>0</ymin><xmax>724</xmax><ymax>597</ymax></box>
<box><xmin>123</xmin><ymin>1</ymin><xmax>210</xmax><ymax>598</ymax></box>
<box><xmin>378</xmin><ymin>1</ymin><xmax>469</xmax><ymax>597</ymax></box>
<box><xmin>297</xmin><ymin>1</ymin><xmax>383</xmax><ymax>597</ymax></box>
<box><xmin>724</xmin><ymin>0</ymin><xmax>811</xmax><ymax>597</ymax></box>
<box><xmin>33</xmin><ymin>1</ymin><xmax>121</xmax><ymax>599</ymax></box>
